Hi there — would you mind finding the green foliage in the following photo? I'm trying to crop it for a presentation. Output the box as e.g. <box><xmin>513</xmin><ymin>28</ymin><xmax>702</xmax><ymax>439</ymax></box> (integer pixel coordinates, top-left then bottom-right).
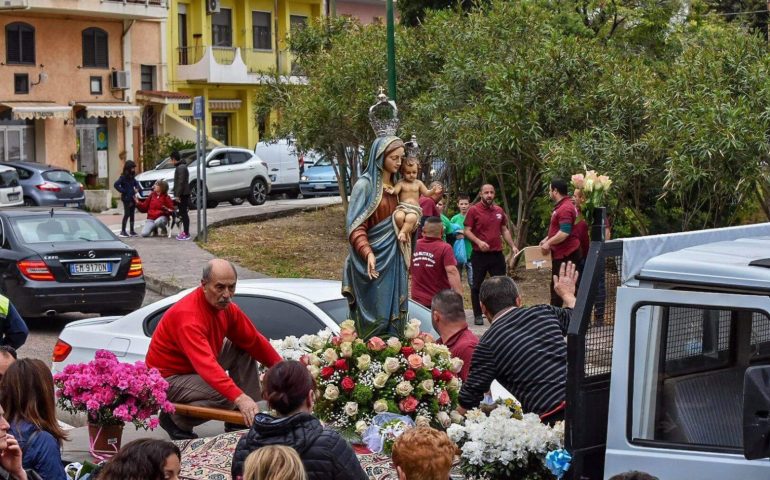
<box><xmin>142</xmin><ymin>134</ymin><xmax>195</xmax><ymax>172</ymax></box>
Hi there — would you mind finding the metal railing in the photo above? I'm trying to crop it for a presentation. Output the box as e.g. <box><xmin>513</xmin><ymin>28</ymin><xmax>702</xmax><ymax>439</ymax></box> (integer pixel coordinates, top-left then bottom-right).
<box><xmin>211</xmin><ymin>46</ymin><xmax>236</xmax><ymax>65</ymax></box>
<box><xmin>104</xmin><ymin>0</ymin><xmax>165</xmax><ymax>5</ymax></box>
<box><xmin>177</xmin><ymin>46</ymin><xmax>205</xmax><ymax>66</ymax></box>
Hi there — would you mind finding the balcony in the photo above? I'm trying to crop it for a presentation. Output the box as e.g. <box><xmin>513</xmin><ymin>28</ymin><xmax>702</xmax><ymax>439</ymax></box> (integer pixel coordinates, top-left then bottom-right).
<box><xmin>28</xmin><ymin>0</ymin><xmax>167</xmax><ymax>19</ymax></box>
<box><xmin>176</xmin><ymin>46</ymin><xmax>307</xmax><ymax>85</ymax></box>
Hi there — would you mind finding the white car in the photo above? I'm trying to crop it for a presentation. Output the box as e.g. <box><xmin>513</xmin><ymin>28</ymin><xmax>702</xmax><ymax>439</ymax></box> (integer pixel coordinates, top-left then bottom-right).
<box><xmin>51</xmin><ymin>278</ymin><xmax>436</xmax><ymax>372</ymax></box>
<box><xmin>135</xmin><ymin>148</ymin><xmax>271</xmax><ymax>209</ymax></box>
<box><xmin>0</xmin><ymin>165</ymin><xmax>23</xmax><ymax>207</ymax></box>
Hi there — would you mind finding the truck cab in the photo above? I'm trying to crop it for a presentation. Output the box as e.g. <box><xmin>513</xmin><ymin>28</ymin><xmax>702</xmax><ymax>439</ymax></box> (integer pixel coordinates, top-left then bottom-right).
<box><xmin>567</xmin><ymin>220</ymin><xmax>770</xmax><ymax>479</ymax></box>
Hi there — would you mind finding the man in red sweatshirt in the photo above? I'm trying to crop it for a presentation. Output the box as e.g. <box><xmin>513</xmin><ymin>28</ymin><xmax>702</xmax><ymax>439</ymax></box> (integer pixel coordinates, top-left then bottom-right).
<box><xmin>146</xmin><ymin>258</ymin><xmax>282</xmax><ymax>439</ymax></box>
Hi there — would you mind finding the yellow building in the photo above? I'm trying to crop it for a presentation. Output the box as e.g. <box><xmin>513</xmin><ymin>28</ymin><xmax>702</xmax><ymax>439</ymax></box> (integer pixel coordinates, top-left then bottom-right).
<box><xmin>166</xmin><ymin>0</ymin><xmax>322</xmax><ymax>148</ymax></box>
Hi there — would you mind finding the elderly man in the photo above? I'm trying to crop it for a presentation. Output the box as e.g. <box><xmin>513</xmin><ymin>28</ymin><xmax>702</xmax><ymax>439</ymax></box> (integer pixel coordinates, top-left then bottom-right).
<box><xmin>431</xmin><ymin>290</ymin><xmax>478</xmax><ymax>380</ymax></box>
<box><xmin>147</xmin><ymin>259</ymin><xmax>281</xmax><ymax>440</ymax></box>
<box><xmin>411</xmin><ymin>217</ymin><xmax>462</xmax><ymax>309</ymax></box>
<box><xmin>458</xmin><ymin>262</ymin><xmax>578</xmax><ymax>425</ymax></box>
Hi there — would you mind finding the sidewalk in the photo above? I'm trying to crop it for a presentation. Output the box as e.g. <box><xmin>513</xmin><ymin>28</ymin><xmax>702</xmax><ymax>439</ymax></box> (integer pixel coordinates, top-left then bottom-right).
<box><xmin>94</xmin><ymin>196</ymin><xmax>341</xmax><ymax>295</ymax></box>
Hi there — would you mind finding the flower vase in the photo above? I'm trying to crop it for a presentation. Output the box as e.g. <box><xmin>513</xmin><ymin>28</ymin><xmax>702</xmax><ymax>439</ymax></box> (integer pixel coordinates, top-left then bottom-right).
<box><xmin>88</xmin><ymin>423</ymin><xmax>124</xmax><ymax>459</ymax></box>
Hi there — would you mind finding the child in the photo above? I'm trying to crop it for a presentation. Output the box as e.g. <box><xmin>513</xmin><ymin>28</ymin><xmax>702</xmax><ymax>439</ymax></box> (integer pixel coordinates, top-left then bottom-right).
<box><xmin>242</xmin><ymin>445</ymin><xmax>307</xmax><ymax>480</ymax></box>
<box><xmin>134</xmin><ymin>180</ymin><xmax>175</xmax><ymax>237</ymax></box>
<box><xmin>113</xmin><ymin>161</ymin><xmax>141</xmax><ymax>237</ymax></box>
<box><xmin>388</xmin><ymin>158</ymin><xmax>442</xmax><ymax>243</ymax></box>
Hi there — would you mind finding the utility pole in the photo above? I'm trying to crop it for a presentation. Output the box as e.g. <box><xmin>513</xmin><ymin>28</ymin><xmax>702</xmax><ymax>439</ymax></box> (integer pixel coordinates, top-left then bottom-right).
<box><xmin>386</xmin><ymin>0</ymin><xmax>396</xmax><ymax>101</ymax></box>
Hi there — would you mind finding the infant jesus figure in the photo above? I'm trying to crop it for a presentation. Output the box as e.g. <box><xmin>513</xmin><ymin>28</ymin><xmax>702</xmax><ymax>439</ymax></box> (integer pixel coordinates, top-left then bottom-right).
<box><xmin>387</xmin><ymin>158</ymin><xmax>442</xmax><ymax>243</ymax></box>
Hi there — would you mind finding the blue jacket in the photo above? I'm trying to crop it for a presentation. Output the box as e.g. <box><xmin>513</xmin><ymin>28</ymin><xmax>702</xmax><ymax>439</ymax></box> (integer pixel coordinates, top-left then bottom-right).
<box><xmin>10</xmin><ymin>420</ymin><xmax>67</xmax><ymax>480</ymax></box>
<box><xmin>0</xmin><ymin>298</ymin><xmax>27</xmax><ymax>350</ymax></box>
<box><xmin>113</xmin><ymin>175</ymin><xmax>141</xmax><ymax>203</ymax></box>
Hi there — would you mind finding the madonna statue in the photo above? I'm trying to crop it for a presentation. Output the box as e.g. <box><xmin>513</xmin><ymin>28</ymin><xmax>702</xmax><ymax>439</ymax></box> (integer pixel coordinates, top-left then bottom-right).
<box><xmin>342</xmin><ymin>135</ymin><xmax>408</xmax><ymax>339</ymax></box>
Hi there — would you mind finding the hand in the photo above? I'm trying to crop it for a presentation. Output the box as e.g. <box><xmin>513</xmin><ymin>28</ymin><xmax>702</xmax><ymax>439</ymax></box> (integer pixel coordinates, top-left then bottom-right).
<box><xmin>507</xmin><ymin>248</ymin><xmax>519</xmax><ymax>268</ymax></box>
<box><xmin>0</xmin><ymin>434</ymin><xmax>26</xmax><ymax>480</ymax></box>
<box><xmin>455</xmin><ymin>232</ymin><xmax>464</xmax><ymax>239</ymax></box>
<box><xmin>384</xmin><ymin>186</ymin><xmax>395</xmax><ymax>194</ymax></box>
<box><xmin>477</xmin><ymin>240</ymin><xmax>490</xmax><ymax>252</ymax></box>
<box><xmin>540</xmin><ymin>244</ymin><xmax>550</xmax><ymax>256</ymax></box>
<box><xmin>553</xmin><ymin>261</ymin><xmax>579</xmax><ymax>308</ymax></box>
<box><xmin>367</xmin><ymin>253</ymin><xmax>379</xmax><ymax>279</ymax></box>
<box><xmin>234</xmin><ymin>394</ymin><xmax>260</xmax><ymax>427</ymax></box>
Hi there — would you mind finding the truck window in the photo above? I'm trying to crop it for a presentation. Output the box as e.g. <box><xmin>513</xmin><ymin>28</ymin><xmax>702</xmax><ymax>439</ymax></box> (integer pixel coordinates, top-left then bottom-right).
<box><xmin>630</xmin><ymin>304</ymin><xmax>770</xmax><ymax>452</ymax></box>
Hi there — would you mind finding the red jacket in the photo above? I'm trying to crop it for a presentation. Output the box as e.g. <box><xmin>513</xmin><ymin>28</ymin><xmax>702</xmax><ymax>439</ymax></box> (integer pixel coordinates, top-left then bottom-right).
<box><xmin>146</xmin><ymin>288</ymin><xmax>282</xmax><ymax>401</ymax></box>
<box><xmin>135</xmin><ymin>192</ymin><xmax>174</xmax><ymax>221</ymax></box>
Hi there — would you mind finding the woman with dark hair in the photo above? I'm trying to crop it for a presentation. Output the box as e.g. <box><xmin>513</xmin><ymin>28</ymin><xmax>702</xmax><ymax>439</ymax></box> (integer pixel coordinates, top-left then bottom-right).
<box><xmin>0</xmin><ymin>358</ymin><xmax>68</xmax><ymax>479</ymax></box>
<box><xmin>113</xmin><ymin>160</ymin><xmax>141</xmax><ymax>237</ymax></box>
<box><xmin>97</xmin><ymin>438</ymin><xmax>180</xmax><ymax>480</ymax></box>
<box><xmin>231</xmin><ymin>361</ymin><xmax>367</xmax><ymax>480</ymax></box>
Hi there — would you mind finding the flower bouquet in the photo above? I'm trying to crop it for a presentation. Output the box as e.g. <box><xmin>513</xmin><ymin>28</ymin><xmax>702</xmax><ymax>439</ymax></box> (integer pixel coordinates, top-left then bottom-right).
<box><xmin>571</xmin><ymin>170</ymin><xmax>612</xmax><ymax>229</ymax></box>
<box><xmin>299</xmin><ymin>319</ymin><xmax>463</xmax><ymax>439</ymax></box>
<box><xmin>446</xmin><ymin>405</ymin><xmax>564</xmax><ymax>480</ymax></box>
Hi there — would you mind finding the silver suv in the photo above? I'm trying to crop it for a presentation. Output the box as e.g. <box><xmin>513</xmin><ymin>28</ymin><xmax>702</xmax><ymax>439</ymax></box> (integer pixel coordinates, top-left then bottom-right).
<box><xmin>136</xmin><ymin>148</ymin><xmax>271</xmax><ymax>208</ymax></box>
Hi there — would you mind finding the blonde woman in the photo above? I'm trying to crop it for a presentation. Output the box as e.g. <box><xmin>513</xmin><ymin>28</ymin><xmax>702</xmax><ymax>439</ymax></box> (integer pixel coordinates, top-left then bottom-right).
<box><xmin>243</xmin><ymin>445</ymin><xmax>307</xmax><ymax>480</ymax></box>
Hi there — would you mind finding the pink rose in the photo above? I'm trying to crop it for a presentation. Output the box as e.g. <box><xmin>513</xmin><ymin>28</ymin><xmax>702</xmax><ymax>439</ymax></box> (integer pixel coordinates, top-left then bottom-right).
<box><xmin>411</xmin><ymin>338</ymin><xmax>425</xmax><ymax>351</ymax></box>
<box><xmin>340</xmin><ymin>328</ymin><xmax>357</xmax><ymax>343</ymax></box>
<box><xmin>407</xmin><ymin>354</ymin><xmax>423</xmax><ymax>369</ymax></box>
<box><xmin>438</xmin><ymin>390</ymin><xmax>450</xmax><ymax>406</ymax></box>
<box><xmin>399</xmin><ymin>396</ymin><xmax>419</xmax><ymax>413</ymax></box>
<box><xmin>367</xmin><ymin>337</ymin><xmax>387</xmax><ymax>351</ymax></box>
<box><xmin>331</xmin><ymin>336</ymin><xmax>342</xmax><ymax>346</ymax></box>
<box><xmin>419</xmin><ymin>332</ymin><xmax>435</xmax><ymax>343</ymax></box>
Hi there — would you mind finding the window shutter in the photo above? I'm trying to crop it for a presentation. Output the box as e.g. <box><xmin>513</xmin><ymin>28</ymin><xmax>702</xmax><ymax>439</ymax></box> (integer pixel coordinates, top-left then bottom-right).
<box><xmin>6</xmin><ymin>25</ymin><xmax>21</xmax><ymax>63</ymax></box>
<box><xmin>82</xmin><ymin>29</ymin><xmax>94</xmax><ymax>67</ymax></box>
<box><xmin>95</xmin><ymin>30</ymin><xmax>108</xmax><ymax>67</ymax></box>
<box><xmin>82</xmin><ymin>28</ymin><xmax>108</xmax><ymax>68</ymax></box>
<box><xmin>20</xmin><ymin>27</ymin><xmax>34</xmax><ymax>64</ymax></box>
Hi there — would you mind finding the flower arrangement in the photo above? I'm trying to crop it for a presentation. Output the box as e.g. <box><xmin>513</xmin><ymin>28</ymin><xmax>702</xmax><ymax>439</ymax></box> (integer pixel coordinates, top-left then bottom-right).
<box><xmin>571</xmin><ymin>169</ymin><xmax>612</xmax><ymax>227</ymax></box>
<box><xmin>446</xmin><ymin>405</ymin><xmax>564</xmax><ymax>480</ymax></box>
<box><xmin>362</xmin><ymin>413</ymin><xmax>415</xmax><ymax>455</ymax></box>
<box><xmin>298</xmin><ymin>319</ymin><xmax>463</xmax><ymax>438</ymax></box>
<box><xmin>54</xmin><ymin>350</ymin><xmax>175</xmax><ymax>430</ymax></box>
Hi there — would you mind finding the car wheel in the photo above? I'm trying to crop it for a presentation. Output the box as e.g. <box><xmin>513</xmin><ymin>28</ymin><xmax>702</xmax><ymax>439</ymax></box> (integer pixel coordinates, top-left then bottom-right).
<box><xmin>229</xmin><ymin>197</ymin><xmax>245</xmax><ymax>206</ymax></box>
<box><xmin>207</xmin><ymin>199</ymin><xmax>218</xmax><ymax>209</ymax></box>
<box><xmin>247</xmin><ymin>178</ymin><xmax>268</xmax><ymax>206</ymax></box>
<box><xmin>190</xmin><ymin>183</ymin><xmax>214</xmax><ymax>210</ymax></box>
<box><xmin>23</xmin><ymin>197</ymin><xmax>37</xmax><ymax>207</ymax></box>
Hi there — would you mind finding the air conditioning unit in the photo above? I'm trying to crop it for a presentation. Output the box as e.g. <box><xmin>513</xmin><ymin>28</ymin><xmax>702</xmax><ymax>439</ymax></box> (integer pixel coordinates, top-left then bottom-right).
<box><xmin>110</xmin><ymin>71</ymin><xmax>130</xmax><ymax>91</ymax></box>
<box><xmin>0</xmin><ymin>0</ymin><xmax>28</xmax><ymax>10</ymax></box>
<box><xmin>206</xmin><ymin>0</ymin><xmax>220</xmax><ymax>14</ymax></box>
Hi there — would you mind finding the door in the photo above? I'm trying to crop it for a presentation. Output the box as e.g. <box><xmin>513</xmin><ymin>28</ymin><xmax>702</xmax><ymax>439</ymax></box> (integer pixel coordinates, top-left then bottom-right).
<box><xmin>203</xmin><ymin>151</ymin><xmax>229</xmax><ymax>194</ymax></box>
<box><xmin>178</xmin><ymin>10</ymin><xmax>189</xmax><ymax>64</ymax></box>
<box><xmin>226</xmin><ymin>151</ymin><xmax>254</xmax><ymax>191</ymax></box>
<box><xmin>280</xmin><ymin>143</ymin><xmax>300</xmax><ymax>186</ymax></box>
<box><xmin>605</xmin><ymin>287</ymin><xmax>770</xmax><ymax>480</ymax></box>
<box><xmin>211</xmin><ymin>114</ymin><xmax>229</xmax><ymax>145</ymax></box>
<box><xmin>76</xmin><ymin>126</ymin><xmax>98</xmax><ymax>175</ymax></box>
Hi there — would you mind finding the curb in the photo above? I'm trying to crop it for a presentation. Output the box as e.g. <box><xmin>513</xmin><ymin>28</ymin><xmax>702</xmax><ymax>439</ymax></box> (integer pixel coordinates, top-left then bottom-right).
<box><xmin>143</xmin><ymin>202</ymin><xmax>338</xmax><ymax>296</ymax></box>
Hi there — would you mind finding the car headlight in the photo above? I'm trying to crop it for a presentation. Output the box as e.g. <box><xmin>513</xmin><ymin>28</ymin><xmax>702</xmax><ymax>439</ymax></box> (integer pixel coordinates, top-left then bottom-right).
<box><xmin>301</xmin><ymin>176</ymin><xmax>309</xmax><ymax>181</ymax></box>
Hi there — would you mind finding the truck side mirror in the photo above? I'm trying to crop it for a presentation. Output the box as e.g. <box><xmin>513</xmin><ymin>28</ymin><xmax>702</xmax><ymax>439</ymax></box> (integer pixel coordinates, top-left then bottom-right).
<box><xmin>743</xmin><ymin>365</ymin><xmax>770</xmax><ymax>460</ymax></box>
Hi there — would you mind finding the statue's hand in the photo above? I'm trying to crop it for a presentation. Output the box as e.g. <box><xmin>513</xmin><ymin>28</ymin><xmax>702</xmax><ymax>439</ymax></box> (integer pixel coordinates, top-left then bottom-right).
<box><xmin>367</xmin><ymin>253</ymin><xmax>379</xmax><ymax>279</ymax></box>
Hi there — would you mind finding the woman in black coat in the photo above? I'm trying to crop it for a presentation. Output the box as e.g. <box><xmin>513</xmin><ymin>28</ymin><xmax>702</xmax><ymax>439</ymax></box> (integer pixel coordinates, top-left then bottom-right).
<box><xmin>231</xmin><ymin>361</ymin><xmax>368</xmax><ymax>480</ymax></box>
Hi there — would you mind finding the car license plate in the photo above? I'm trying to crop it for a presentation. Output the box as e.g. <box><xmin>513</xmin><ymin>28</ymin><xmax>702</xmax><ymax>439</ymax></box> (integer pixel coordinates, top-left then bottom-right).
<box><xmin>314</xmin><ymin>184</ymin><xmax>326</xmax><ymax>190</ymax></box>
<box><xmin>65</xmin><ymin>202</ymin><xmax>79</xmax><ymax>208</ymax></box>
<box><xmin>8</xmin><ymin>193</ymin><xmax>19</xmax><ymax>200</ymax></box>
<box><xmin>70</xmin><ymin>263</ymin><xmax>111</xmax><ymax>275</ymax></box>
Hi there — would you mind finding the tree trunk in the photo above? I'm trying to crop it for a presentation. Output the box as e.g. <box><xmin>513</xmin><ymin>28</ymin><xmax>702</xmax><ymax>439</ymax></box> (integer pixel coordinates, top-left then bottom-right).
<box><xmin>759</xmin><ymin>183</ymin><xmax>770</xmax><ymax>221</ymax></box>
<box><xmin>334</xmin><ymin>144</ymin><xmax>350</xmax><ymax>215</ymax></box>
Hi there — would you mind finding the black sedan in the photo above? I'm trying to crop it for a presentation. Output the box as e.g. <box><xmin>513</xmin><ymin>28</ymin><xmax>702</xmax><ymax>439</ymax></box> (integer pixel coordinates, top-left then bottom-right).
<box><xmin>0</xmin><ymin>208</ymin><xmax>145</xmax><ymax>317</ymax></box>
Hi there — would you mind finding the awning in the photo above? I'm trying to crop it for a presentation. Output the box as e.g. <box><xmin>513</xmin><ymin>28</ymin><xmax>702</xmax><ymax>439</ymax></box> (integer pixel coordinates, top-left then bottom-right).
<box><xmin>209</xmin><ymin>99</ymin><xmax>242</xmax><ymax>111</ymax></box>
<box><xmin>136</xmin><ymin>90</ymin><xmax>192</xmax><ymax>105</ymax></box>
<box><xmin>0</xmin><ymin>102</ymin><xmax>70</xmax><ymax>120</ymax></box>
<box><xmin>75</xmin><ymin>103</ymin><xmax>141</xmax><ymax>119</ymax></box>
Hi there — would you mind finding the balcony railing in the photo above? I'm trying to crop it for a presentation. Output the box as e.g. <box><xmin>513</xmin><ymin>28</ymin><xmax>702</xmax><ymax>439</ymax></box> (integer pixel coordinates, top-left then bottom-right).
<box><xmin>211</xmin><ymin>47</ymin><xmax>237</xmax><ymax>65</ymax></box>
<box><xmin>178</xmin><ymin>46</ymin><xmax>205</xmax><ymax>66</ymax></box>
<box><xmin>104</xmin><ymin>0</ymin><xmax>164</xmax><ymax>4</ymax></box>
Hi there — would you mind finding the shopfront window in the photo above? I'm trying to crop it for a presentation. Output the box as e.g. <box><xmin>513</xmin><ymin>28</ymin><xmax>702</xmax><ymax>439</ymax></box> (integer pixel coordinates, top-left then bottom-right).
<box><xmin>0</xmin><ymin>114</ymin><xmax>35</xmax><ymax>162</ymax></box>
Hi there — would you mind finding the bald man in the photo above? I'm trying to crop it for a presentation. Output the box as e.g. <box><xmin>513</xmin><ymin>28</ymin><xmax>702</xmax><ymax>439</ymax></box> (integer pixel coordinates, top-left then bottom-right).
<box><xmin>147</xmin><ymin>259</ymin><xmax>282</xmax><ymax>440</ymax></box>
<box><xmin>411</xmin><ymin>217</ymin><xmax>462</xmax><ymax>308</ymax></box>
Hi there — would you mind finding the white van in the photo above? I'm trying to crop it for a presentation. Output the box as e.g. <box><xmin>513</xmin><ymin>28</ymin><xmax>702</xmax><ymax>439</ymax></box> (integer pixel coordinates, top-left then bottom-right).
<box><xmin>254</xmin><ymin>139</ymin><xmax>316</xmax><ymax>198</ymax></box>
<box><xmin>0</xmin><ymin>165</ymin><xmax>23</xmax><ymax>207</ymax></box>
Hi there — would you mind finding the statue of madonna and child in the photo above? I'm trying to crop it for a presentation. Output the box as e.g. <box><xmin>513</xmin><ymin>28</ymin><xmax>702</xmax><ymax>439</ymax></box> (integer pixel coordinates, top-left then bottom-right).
<box><xmin>342</xmin><ymin>91</ymin><xmax>427</xmax><ymax>340</ymax></box>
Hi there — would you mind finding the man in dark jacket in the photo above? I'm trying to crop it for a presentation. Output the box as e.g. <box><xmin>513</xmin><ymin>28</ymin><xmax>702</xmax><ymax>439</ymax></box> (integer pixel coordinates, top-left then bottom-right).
<box><xmin>231</xmin><ymin>412</ymin><xmax>368</xmax><ymax>480</ymax></box>
<box><xmin>0</xmin><ymin>296</ymin><xmax>26</xmax><ymax>351</ymax></box>
<box><xmin>171</xmin><ymin>151</ymin><xmax>192</xmax><ymax>241</ymax></box>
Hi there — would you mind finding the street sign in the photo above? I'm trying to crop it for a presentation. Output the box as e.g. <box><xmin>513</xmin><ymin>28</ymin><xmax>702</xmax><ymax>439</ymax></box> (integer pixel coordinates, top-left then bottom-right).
<box><xmin>193</xmin><ymin>96</ymin><xmax>205</xmax><ymax>120</ymax></box>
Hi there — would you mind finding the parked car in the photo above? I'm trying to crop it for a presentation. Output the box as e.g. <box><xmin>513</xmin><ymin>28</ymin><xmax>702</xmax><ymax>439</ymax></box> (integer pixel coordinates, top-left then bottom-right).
<box><xmin>135</xmin><ymin>147</ymin><xmax>270</xmax><ymax>208</ymax></box>
<box><xmin>254</xmin><ymin>139</ymin><xmax>326</xmax><ymax>198</ymax></box>
<box><xmin>0</xmin><ymin>165</ymin><xmax>23</xmax><ymax>207</ymax></box>
<box><xmin>0</xmin><ymin>208</ymin><xmax>145</xmax><ymax>317</ymax></box>
<box><xmin>1</xmin><ymin>162</ymin><xmax>85</xmax><ymax>208</ymax></box>
<box><xmin>51</xmin><ymin>278</ymin><xmax>435</xmax><ymax>371</ymax></box>
<box><xmin>299</xmin><ymin>157</ymin><xmax>348</xmax><ymax>198</ymax></box>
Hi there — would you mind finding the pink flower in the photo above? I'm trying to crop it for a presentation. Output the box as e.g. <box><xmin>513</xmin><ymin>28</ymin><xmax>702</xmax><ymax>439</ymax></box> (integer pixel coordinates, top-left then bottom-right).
<box><xmin>411</xmin><ymin>338</ymin><xmax>425</xmax><ymax>351</ymax></box>
<box><xmin>399</xmin><ymin>396</ymin><xmax>419</xmax><ymax>413</ymax></box>
<box><xmin>571</xmin><ymin>173</ymin><xmax>585</xmax><ymax>189</ymax></box>
<box><xmin>339</xmin><ymin>328</ymin><xmax>357</xmax><ymax>343</ymax></box>
<box><xmin>438</xmin><ymin>390</ymin><xmax>450</xmax><ymax>406</ymax></box>
<box><xmin>407</xmin><ymin>354</ymin><xmax>423</xmax><ymax>369</ymax></box>
<box><xmin>367</xmin><ymin>337</ymin><xmax>387</xmax><ymax>351</ymax></box>
<box><xmin>418</xmin><ymin>332</ymin><xmax>435</xmax><ymax>343</ymax></box>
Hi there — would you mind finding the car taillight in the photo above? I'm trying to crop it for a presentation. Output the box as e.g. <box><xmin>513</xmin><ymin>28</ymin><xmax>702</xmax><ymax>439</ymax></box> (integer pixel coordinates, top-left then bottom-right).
<box><xmin>17</xmin><ymin>260</ymin><xmax>54</xmax><ymax>281</ymax></box>
<box><xmin>35</xmin><ymin>182</ymin><xmax>61</xmax><ymax>192</ymax></box>
<box><xmin>127</xmin><ymin>256</ymin><xmax>143</xmax><ymax>278</ymax></box>
<box><xmin>78</xmin><ymin>183</ymin><xmax>84</xmax><ymax>192</ymax></box>
<box><xmin>52</xmin><ymin>339</ymin><xmax>72</xmax><ymax>363</ymax></box>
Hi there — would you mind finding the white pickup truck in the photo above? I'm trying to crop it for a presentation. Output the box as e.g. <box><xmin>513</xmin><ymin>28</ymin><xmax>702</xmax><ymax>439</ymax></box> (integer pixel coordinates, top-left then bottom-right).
<box><xmin>565</xmin><ymin>215</ymin><xmax>770</xmax><ymax>479</ymax></box>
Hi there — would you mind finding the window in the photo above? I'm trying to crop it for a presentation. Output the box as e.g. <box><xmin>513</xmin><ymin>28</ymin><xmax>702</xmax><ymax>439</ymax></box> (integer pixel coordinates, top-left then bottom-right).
<box><xmin>211</xmin><ymin>9</ymin><xmax>232</xmax><ymax>47</ymax></box>
<box><xmin>629</xmin><ymin>303</ymin><xmax>770</xmax><ymax>452</ymax></box>
<box><xmin>89</xmin><ymin>76</ymin><xmax>103</xmax><ymax>95</ymax></box>
<box><xmin>13</xmin><ymin>168</ymin><xmax>32</xmax><ymax>180</ymax></box>
<box><xmin>227</xmin><ymin>151</ymin><xmax>251</xmax><ymax>164</ymax></box>
<box><xmin>82</xmin><ymin>28</ymin><xmax>109</xmax><ymax>68</ymax></box>
<box><xmin>13</xmin><ymin>74</ymin><xmax>28</xmax><ymax>95</ymax></box>
<box><xmin>140</xmin><ymin>65</ymin><xmax>156</xmax><ymax>91</ymax></box>
<box><xmin>232</xmin><ymin>296</ymin><xmax>326</xmax><ymax>339</ymax></box>
<box><xmin>5</xmin><ymin>23</ymin><xmax>34</xmax><ymax>65</ymax></box>
<box><xmin>252</xmin><ymin>11</ymin><xmax>271</xmax><ymax>50</ymax></box>
<box><xmin>289</xmin><ymin>15</ymin><xmax>307</xmax><ymax>33</ymax></box>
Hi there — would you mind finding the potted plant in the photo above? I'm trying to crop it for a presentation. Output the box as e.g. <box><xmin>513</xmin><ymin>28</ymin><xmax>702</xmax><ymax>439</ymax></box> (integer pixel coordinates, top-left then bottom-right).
<box><xmin>53</xmin><ymin>350</ymin><xmax>175</xmax><ymax>459</ymax></box>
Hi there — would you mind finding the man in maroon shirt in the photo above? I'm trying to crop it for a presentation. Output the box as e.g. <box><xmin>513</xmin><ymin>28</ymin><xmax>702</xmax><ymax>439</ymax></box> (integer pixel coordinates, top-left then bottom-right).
<box><xmin>418</xmin><ymin>181</ymin><xmax>444</xmax><ymax>219</ymax></box>
<box><xmin>411</xmin><ymin>217</ymin><xmax>462</xmax><ymax>308</ymax></box>
<box><xmin>431</xmin><ymin>289</ymin><xmax>478</xmax><ymax>380</ymax></box>
<box><xmin>146</xmin><ymin>259</ymin><xmax>281</xmax><ymax>439</ymax></box>
<box><xmin>540</xmin><ymin>178</ymin><xmax>582</xmax><ymax>307</ymax></box>
<box><xmin>463</xmin><ymin>184</ymin><xmax>519</xmax><ymax>325</ymax></box>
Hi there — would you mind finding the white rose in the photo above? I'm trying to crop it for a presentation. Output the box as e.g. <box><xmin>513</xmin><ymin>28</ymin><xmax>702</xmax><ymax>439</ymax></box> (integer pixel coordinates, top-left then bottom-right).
<box><xmin>404</xmin><ymin>322</ymin><xmax>420</xmax><ymax>339</ymax></box>
<box><xmin>324</xmin><ymin>384</ymin><xmax>339</xmax><ymax>401</ymax></box>
<box><xmin>340</xmin><ymin>342</ymin><xmax>353</xmax><ymax>358</ymax></box>
<box><xmin>323</xmin><ymin>348</ymin><xmax>338</xmax><ymax>363</ymax></box>
<box><xmin>420</xmin><ymin>379</ymin><xmax>434</xmax><ymax>393</ymax></box>
<box><xmin>383</xmin><ymin>357</ymin><xmax>400</xmax><ymax>373</ymax></box>
<box><xmin>450</xmin><ymin>411</ymin><xmax>464</xmax><ymax>424</ymax></box>
<box><xmin>396</xmin><ymin>381</ymin><xmax>414</xmax><ymax>397</ymax></box>
<box><xmin>283</xmin><ymin>336</ymin><xmax>298</xmax><ymax>349</ymax></box>
<box><xmin>310</xmin><ymin>336</ymin><xmax>326</xmax><ymax>351</ymax></box>
<box><xmin>447</xmin><ymin>376</ymin><xmax>460</xmax><ymax>392</ymax></box>
<box><xmin>307</xmin><ymin>365</ymin><xmax>320</xmax><ymax>378</ymax></box>
<box><xmin>373</xmin><ymin>372</ymin><xmax>390</xmax><ymax>389</ymax></box>
<box><xmin>344</xmin><ymin>401</ymin><xmax>359</xmax><ymax>417</ymax></box>
<box><xmin>340</xmin><ymin>320</ymin><xmax>356</xmax><ymax>330</ymax></box>
<box><xmin>355</xmin><ymin>420</ymin><xmax>368</xmax><ymax>434</ymax></box>
<box><xmin>437</xmin><ymin>411</ymin><xmax>452</xmax><ymax>428</ymax></box>
<box><xmin>373</xmin><ymin>399</ymin><xmax>389</xmax><ymax>413</ymax></box>
<box><xmin>356</xmin><ymin>354</ymin><xmax>371</xmax><ymax>371</ymax></box>
<box><xmin>415</xmin><ymin>415</ymin><xmax>430</xmax><ymax>428</ymax></box>
<box><xmin>424</xmin><ymin>343</ymin><xmax>439</xmax><ymax>357</ymax></box>
<box><xmin>449</xmin><ymin>357</ymin><xmax>464</xmax><ymax>374</ymax></box>
<box><xmin>422</xmin><ymin>354</ymin><xmax>435</xmax><ymax>369</ymax></box>
<box><xmin>387</xmin><ymin>337</ymin><xmax>402</xmax><ymax>350</ymax></box>
<box><xmin>308</xmin><ymin>353</ymin><xmax>322</xmax><ymax>367</ymax></box>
